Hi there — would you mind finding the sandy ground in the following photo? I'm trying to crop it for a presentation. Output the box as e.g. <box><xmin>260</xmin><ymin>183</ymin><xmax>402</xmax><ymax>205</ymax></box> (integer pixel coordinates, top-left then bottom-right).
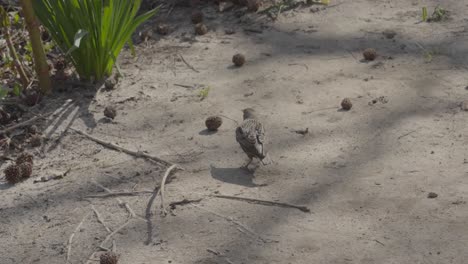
<box><xmin>2</xmin><ymin>0</ymin><xmax>468</xmax><ymax>263</ymax></box>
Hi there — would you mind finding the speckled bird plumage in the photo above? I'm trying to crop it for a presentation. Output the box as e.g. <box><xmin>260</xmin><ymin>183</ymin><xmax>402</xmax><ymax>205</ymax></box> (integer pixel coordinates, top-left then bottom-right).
<box><xmin>236</xmin><ymin>108</ymin><xmax>267</xmax><ymax>167</ymax></box>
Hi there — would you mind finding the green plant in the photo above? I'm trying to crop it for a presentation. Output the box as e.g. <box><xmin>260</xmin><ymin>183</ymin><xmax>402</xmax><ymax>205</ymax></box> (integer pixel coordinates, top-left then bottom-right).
<box><xmin>422</xmin><ymin>7</ymin><xmax>428</xmax><ymax>22</ymax></box>
<box><xmin>430</xmin><ymin>6</ymin><xmax>447</xmax><ymax>22</ymax></box>
<box><xmin>33</xmin><ymin>0</ymin><xmax>158</xmax><ymax>82</ymax></box>
<box><xmin>198</xmin><ymin>86</ymin><xmax>210</xmax><ymax>100</ymax></box>
<box><xmin>0</xmin><ymin>6</ymin><xmax>30</xmax><ymax>88</ymax></box>
<box><xmin>20</xmin><ymin>0</ymin><xmax>52</xmax><ymax>94</ymax></box>
<box><xmin>422</xmin><ymin>5</ymin><xmax>448</xmax><ymax>22</ymax></box>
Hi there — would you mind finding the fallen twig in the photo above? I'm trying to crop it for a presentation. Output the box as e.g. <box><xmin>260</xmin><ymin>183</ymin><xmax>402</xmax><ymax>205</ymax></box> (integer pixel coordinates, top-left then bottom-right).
<box><xmin>179</xmin><ymin>54</ymin><xmax>199</xmax><ymax>73</ymax></box>
<box><xmin>159</xmin><ymin>164</ymin><xmax>178</xmax><ymax>216</ymax></box>
<box><xmin>288</xmin><ymin>63</ymin><xmax>309</xmax><ymax>70</ymax></box>
<box><xmin>292</xmin><ymin>128</ymin><xmax>309</xmax><ymax>136</ymax></box>
<box><xmin>93</xmin><ymin>182</ymin><xmax>138</xmax><ymax>219</ymax></box>
<box><xmin>397</xmin><ymin>130</ymin><xmax>417</xmax><ymax>140</ymax></box>
<box><xmin>0</xmin><ymin>114</ymin><xmax>48</xmax><ymax>135</ymax></box>
<box><xmin>173</xmin><ymin>83</ymin><xmax>193</xmax><ymax>89</ymax></box>
<box><xmin>192</xmin><ymin>204</ymin><xmax>276</xmax><ymax>243</ymax></box>
<box><xmin>85</xmin><ymin>219</ymin><xmax>140</xmax><ymax>264</ymax></box>
<box><xmin>374</xmin><ymin>239</ymin><xmax>385</xmax><ymax>246</ymax></box>
<box><xmin>85</xmin><ymin>190</ymin><xmax>154</xmax><ymax>198</ymax></box>
<box><xmin>33</xmin><ymin>168</ymin><xmax>71</xmax><ymax>183</ymax></box>
<box><xmin>66</xmin><ymin>211</ymin><xmax>91</xmax><ymax>264</ymax></box>
<box><xmin>211</xmin><ymin>195</ymin><xmax>311</xmax><ymax>213</ymax></box>
<box><xmin>218</xmin><ymin>114</ymin><xmax>240</xmax><ymax>126</ymax></box>
<box><xmin>243</xmin><ymin>28</ymin><xmax>263</xmax><ymax>34</ymax></box>
<box><xmin>91</xmin><ymin>205</ymin><xmax>112</xmax><ymax>233</ymax></box>
<box><xmin>69</xmin><ymin>127</ymin><xmax>174</xmax><ymax>166</ymax></box>
<box><xmin>169</xmin><ymin>198</ymin><xmax>202</xmax><ymax>210</ymax></box>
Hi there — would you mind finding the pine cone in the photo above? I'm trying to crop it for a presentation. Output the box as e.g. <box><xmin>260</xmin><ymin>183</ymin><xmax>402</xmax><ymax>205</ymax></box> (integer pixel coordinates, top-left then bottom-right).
<box><xmin>341</xmin><ymin>98</ymin><xmax>352</xmax><ymax>110</ymax></box>
<box><xmin>4</xmin><ymin>164</ymin><xmax>22</xmax><ymax>184</ymax></box>
<box><xmin>16</xmin><ymin>152</ymin><xmax>34</xmax><ymax>165</ymax></box>
<box><xmin>18</xmin><ymin>162</ymin><xmax>33</xmax><ymax>179</ymax></box>
<box><xmin>30</xmin><ymin>134</ymin><xmax>42</xmax><ymax>147</ymax></box>
<box><xmin>195</xmin><ymin>23</ymin><xmax>208</xmax><ymax>35</ymax></box>
<box><xmin>232</xmin><ymin>54</ymin><xmax>245</xmax><ymax>67</ymax></box>
<box><xmin>363</xmin><ymin>48</ymin><xmax>377</xmax><ymax>61</ymax></box>
<box><xmin>100</xmin><ymin>252</ymin><xmax>119</xmax><ymax>264</ymax></box>
<box><xmin>205</xmin><ymin>116</ymin><xmax>223</xmax><ymax>131</ymax></box>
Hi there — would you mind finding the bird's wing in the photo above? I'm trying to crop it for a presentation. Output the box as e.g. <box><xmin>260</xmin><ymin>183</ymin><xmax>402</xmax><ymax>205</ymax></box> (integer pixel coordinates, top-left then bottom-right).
<box><xmin>254</xmin><ymin>121</ymin><xmax>265</xmax><ymax>156</ymax></box>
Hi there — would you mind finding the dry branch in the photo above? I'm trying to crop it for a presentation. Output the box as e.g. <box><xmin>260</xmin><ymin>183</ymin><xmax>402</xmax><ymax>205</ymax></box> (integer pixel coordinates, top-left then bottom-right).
<box><xmin>85</xmin><ymin>190</ymin><xmax>154</xmax><ymax>198</ymax></box>
<box><xmin>211</xmin><ymin>195</ymin><xmax>311</xmax><ymax>213</ymax></box>
<box><xmin>91</xmin><ymin>205</ymin><xmax>112</xmax><ymax>233</ymax></box>
<box><xmin>192</xmin><ymin>204</ymin><xmax>276</xmax><ymax>243</ymax></box>
<box><xmin>69</xmin><ymin>127</ymin><xmax>175</xmax><ymax>166</ymax></box>
<box><xmin>179</xmin><ymin>54</ymin><xmax>199</xmax><ymax>73</ymax></box>
<box><xmin>85</xmin><ymin>219</ymin><xmax>142</xmax><ymax>264</ymax></box>
<box><xmin>169</xmin><ymin>198</ymin><xmax>202</xmax><ymax>209</ymax></box>
<box><xmin>66</xmin><ymin>211</ymin><xmax>91</xmax><ymax>264</ymax></box>
<box><xmin>159</xmin><ymin>164</ymin><xmax>177</xmax><ymax>216</ymax></box>
<box><xmin>0</xmin><ymin>114</ymin><xmax>48</xmax><ymax>134</ymax></box>
<box><xmin>93</xmin><ymin>182</ymin><xmax>138</xmax><ymax>219</ymax></box>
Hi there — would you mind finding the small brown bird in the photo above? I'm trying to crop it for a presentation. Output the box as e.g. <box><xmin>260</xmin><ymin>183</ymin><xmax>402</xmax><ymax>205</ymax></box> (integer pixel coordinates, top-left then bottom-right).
<box><xmin>236</xmin><ymin>108</ymin><xmax>268</xmax><ymax>169</ymax></box>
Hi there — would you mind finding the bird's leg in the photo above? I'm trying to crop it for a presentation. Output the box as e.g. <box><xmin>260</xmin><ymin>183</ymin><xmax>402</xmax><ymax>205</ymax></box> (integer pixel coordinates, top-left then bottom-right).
<box><xmin>260</xmin><ymin>153</ymin><xmax>271</xmax><ymax>165</ymax></box>
<box><xmin>241</xmin><ymin>157</ymin><xmax>253</xmax><ymax>169</ymax></box>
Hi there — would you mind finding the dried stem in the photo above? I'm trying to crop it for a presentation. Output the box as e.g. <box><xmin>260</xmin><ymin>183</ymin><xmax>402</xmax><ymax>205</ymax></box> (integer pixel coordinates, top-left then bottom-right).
<box><xmin>211</xmin><ymin>194</ymin><xmax>311</xmax><ymax>213</ymax></box>
<box><xmin>159</xmin><ymin>164</ymin><xmax>177</xmax><ymax>216</ymax></box>
<box><xmin>69</xmin><ymin>127</ymin><xmax>175</xmax><ymax>167</ymax></box>
<box><xmin>66</xmin><ymin>211</ymin><xmax>91</xmax><ymax>264</ymax></box>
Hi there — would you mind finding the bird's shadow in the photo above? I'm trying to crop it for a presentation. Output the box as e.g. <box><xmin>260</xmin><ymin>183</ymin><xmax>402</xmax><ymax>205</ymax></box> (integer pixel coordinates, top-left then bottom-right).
<box><xmin>199</xmin><ymin>129</ymin><xmax>217</xmax><ymax>136</ymax></box>
<box><xmin>210</xmin><ymin>165</ymin><xmax>267</xmax><ymax>188</ymax></box>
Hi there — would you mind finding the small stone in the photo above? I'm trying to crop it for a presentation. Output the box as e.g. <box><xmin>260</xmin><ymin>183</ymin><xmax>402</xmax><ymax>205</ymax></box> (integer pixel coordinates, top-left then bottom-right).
<box><xmin>225</xmin><ymin>28</ymin><xmax>236</xmax><ymax>35</ymax></box>
<box><xmin>363</xmin><ymin>48</ymin><xmax>377</xmax><ymax>61</ymax></box>
<box><xmin>427</xmin><ymin>192</ymin><xmax>438</xmax><ymax>199</ymax></box>
<box><xmin>195</xmin><ymin>23</ymin><xmax>208</xmax><ymax>35</ymax></box>
<box><xmin>156</xmin><ymin>24</ymin><xmax>169</xmax><ymax>35</ymax></box>
<box><xmin>232</xmin><ymin>53</ymin><xmax>245</xmax><ymax>67</ymax></box>
<box><xmin>341</xmin><ymin>98</ymin><xmax>352</xmax><ymax>110</ymax></box>
<box><xmin>382</xmin><ymin>29</ymin><xmax>397</xmax><ymax>39</ymax></box>
<box><xmin>104</xmin><ymin>106</ymin><xmax>117</xmax><ymax>120</ymax></box>
<box><xmin>104</xmin><ymin>78</ymin><xmax>117</xmax><ymax>90</ymax></box>
<box><xmin>139</xmin><ymin>30</ymin><xmax>153</xmax><ymax>41</ymax></box>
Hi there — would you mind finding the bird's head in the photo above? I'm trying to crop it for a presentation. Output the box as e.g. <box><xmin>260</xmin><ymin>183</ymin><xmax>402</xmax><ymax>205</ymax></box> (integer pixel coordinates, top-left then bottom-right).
<box><xmin>242</xmin><ymin>108</ymin><xmax>256</xmax><ymax>120</ymax></box>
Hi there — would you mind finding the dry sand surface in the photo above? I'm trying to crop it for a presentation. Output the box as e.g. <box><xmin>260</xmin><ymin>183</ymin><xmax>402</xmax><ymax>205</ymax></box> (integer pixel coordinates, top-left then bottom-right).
<box><xmin>2</xmin><ymin>0</ymin><xmax>468</xmax><ymax>263</ymax></box>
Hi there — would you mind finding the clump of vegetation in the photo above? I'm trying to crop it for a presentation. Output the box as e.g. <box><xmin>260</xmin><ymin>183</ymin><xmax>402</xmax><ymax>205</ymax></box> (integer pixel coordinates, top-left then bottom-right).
<box><xmin>422</xmin><ymin>6</ymin><xmax>449</xmax><ymax>22</ymax></box>
<box><xmin>1</xmin><ymin>3</ymin><xmax>52</xmax><ymax>105</ymax></box>
<box><xmin>32</xmin><ymin>0</ymin><xmax>158</xmax><ymax>82</ymax></box>
<box><xmin>198</xmin><ymin>86</ymin><xmax>210</xmax><ymax>100</ymax></box>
